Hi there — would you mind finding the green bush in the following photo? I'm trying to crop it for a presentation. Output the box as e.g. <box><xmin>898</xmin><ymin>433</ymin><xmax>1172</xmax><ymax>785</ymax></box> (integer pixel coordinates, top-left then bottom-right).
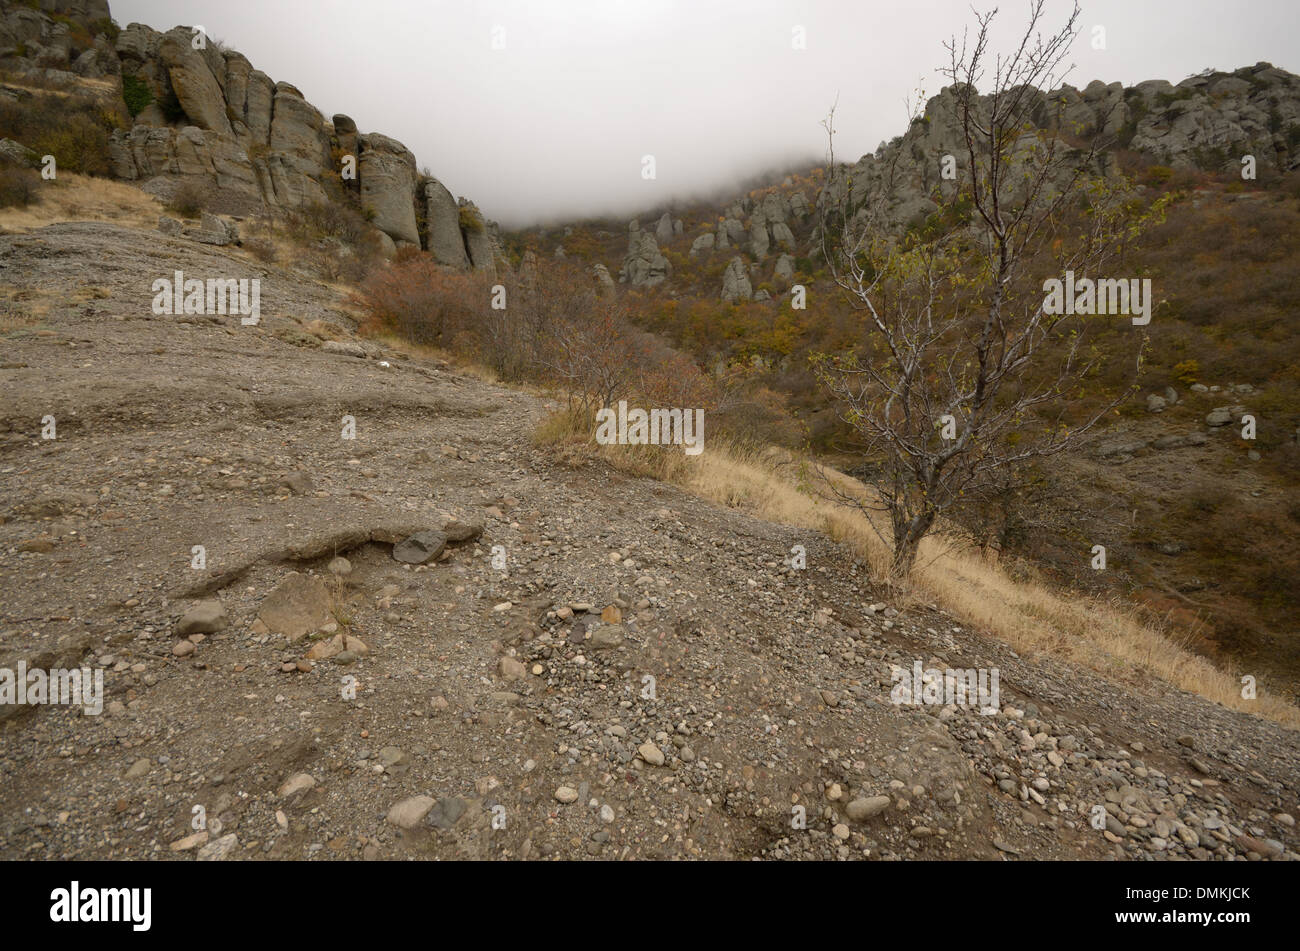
<box><xmin>458</xmin><ymin>205</ymin><xmax>483</xmax><ymax>233</ymax></box>
<box><xmin>122</xmin><ymin>75</ymin><xmax>152</xmax><ymax>118</ymax></box>
<box><xmin>89</xmin><ymin>17</ymin><xmax>121</xmax><ymax>41</ymax></box>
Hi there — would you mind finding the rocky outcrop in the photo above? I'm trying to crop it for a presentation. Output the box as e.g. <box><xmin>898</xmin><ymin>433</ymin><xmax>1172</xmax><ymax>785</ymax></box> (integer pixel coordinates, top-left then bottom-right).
<box><xmin>720</xmin><ymin>256</ymin><xmax>752</xmax><ymax>302</ymax></box>
<box><xmin>774</xmin><ymin>253</ymin><xmax>795</xmax><ymax>282</ymax></box>
<box><xmin>424</xmin><ymin>178</ymin><xmax>470</xmax><ymax>269</ymax></box>
<box><xmin>1125</xmin><ymin>67</ymin><xmax>1300</xmax><ymax>172</ymax></box>
<box><xmin>359</xmin><ymin>133</ymin><xmax>420</xmax><ymax>246</ymax></box>
<box><xmin>0</xmin><ymin>0</ymin><xmax>116</xmax><ymax>79</ymax></box>
<box><xmin>749</xmin><ymin>212</ymin><xmax>770</xmax><ymax>258</ymax></box>
<box><xmin>1</xmin><ymin>0</ymin><xmax>497</xmax><ymax>262</ymax></box>
<box><xmin>592</xmin><ymin>263</ymin><xmax>616</xmax><ymax>298</ymax></box>
<box><xmin>654</xmin><ymin>212</ymin><xmax>674</xmax><ymax>243</ymax></box>
<box><xmin>155</xmin><ymin>29</ymin><xmax>230</xmax><ymax>135</ymax></box>
<box><xmin>458</xmin><ymin>199</ymin><xmax>500</xmax><ymax>275</ymax></box>
<box><xmin>620</xmin><ymin>228</ymin><xmax>671</xmax><ymax>287</ymax></box>
<box><xmin>824</xmin><ymin>63</ymin><xmax>1300</xmax><ymax>231</ymax></box>
<box><xmin>689</xmin><ymin>232</ymin><xmax>715</xmax><ymax>257</ymax></box>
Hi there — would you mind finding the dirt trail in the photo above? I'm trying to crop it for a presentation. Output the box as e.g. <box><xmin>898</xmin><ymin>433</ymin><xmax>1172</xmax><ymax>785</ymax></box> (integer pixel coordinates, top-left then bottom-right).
<box><xmin>0</xmin><ymin>222</ymin><xmax>1296</xmax><ymax>861</ymax></box>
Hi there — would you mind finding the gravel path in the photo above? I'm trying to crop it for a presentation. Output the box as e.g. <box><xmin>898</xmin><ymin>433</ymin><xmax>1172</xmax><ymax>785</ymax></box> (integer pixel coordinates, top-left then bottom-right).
<box><xmin>0</xmin><ymin>222</ymin><xmax>1295</xmax><ymax>861</ymax></box>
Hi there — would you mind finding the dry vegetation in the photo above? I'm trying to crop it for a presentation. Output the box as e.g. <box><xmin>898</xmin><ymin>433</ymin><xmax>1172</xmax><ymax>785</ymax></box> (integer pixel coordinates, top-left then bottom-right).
<box><xmin>531</xmin><ymin>415</ymin><xmax>1300</xmax><ymax>727</ymax></box>
<box><xmin>0</xmin><ymin>170</ymin><xmax>162</xmax><ymax>231</ymax></box>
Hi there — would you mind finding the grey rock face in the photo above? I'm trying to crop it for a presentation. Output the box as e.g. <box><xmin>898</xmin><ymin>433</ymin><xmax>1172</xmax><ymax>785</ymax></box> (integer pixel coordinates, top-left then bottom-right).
<box><xmin>771</xmin><ymin>221</ymin><xmax>795</xmax><ymax>251</ymax></box>
<box><xmin>689</xmin><ymin>232</ymin><xmax>715</xmax><ymax>257</ymax></box>
<box><xmin>459</xmin><ymin>200</ymin><xmax>498</xmax><ymax>275</ymax></box>
<box><xmin>157</xmin><ymin>28</ymin><xmax>232</xmax><ymax>136</ymax></box>
<box><xmin>424</xmin><ymin>179</ymin><xmax>470</xmax><ymax>268</ymax></box>
<box><xmin>749</xmin><ymin>213</ymin><xmax>770</xmax><ymax>258</ymax></box>
<box><xmin>721</xmin><ymin>257</ymin><xmax>753</xmax><ymax>302</ymax></box>
<box><xmin>620</xmin><ymin>231</ymin><xmax>671</xmax><ymax>286</ymax></box>
<box><xmin>6</xmin><ymin>6</ymin><xmax>498</xmax><ymax>257</ymax></box>
<box><xmin>592</xmin><ymin>263</ymin><xmax>616</xmax><ymax>297</ymax></box>
<box><xmin>358</xmin><ymin>133</ymin><xmax>420</xmax><ymax>245</ymax></box>
<box><xmin>654</xmin><ymin>212</ymin><xmax>674</xmax><ymax>243</ymax></box>
<box><xmin>774</xmin><ymin>253</ymin><xmax>795</xmax><ymax>281</ymax></box>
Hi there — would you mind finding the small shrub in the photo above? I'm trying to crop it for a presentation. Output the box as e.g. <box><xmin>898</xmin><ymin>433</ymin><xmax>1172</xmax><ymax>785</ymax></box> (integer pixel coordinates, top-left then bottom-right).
<box><xmin>1171</xmin><ymin>359</ymin><xmax>1200</xmax><ymax>385</ymax></box>
<box><xmin>122</xmin><ymin>74</ymin><xmax>152</xmax><ymax>118</ymax></box>
<box><xmin>88</xmin><ymin>17</ymin><xmax>121</xmax><ymax>41</ymax></box>
<box><xmin>243</xmin><ymin>237</ymin><xmax>277</xmax><ymax>264</ymax></box>
<box><xmin>32</xmin><ymin>115</ymin><xmax>111</xmax><ymax>175</ymax></box>
<box><xmin>458</xmin><ymin>205</ymin><xmax>483</xmax><ymax>233</ymax></box>
<box><xmin>165</xmin><ymin>179</ymin><xmax>209</xmax><ymax>218</ymax></box>
<box><xmin>0</xmin><ymin>163</ymin><xmax>40</xmax><ymax>208</ymax></box>
<box><xmin>0</xmin><ymin>86</ymin><xmax>118</xmax><ymax>176</ymax></box>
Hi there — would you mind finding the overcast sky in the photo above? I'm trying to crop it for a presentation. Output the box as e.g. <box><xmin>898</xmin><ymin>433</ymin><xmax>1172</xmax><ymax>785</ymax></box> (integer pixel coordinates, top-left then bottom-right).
<box><xmin>112</xmin><ymin>0</ymin><xmax>1300</xmax><ymax>227</ymax></box>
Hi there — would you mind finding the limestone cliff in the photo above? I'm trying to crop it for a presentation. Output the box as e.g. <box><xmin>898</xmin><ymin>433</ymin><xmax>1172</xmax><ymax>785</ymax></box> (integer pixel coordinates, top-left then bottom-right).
<box><xmin>0</xmin><ymin>0</ymin><xmax>503</xmax><ymax>265</ymax></box>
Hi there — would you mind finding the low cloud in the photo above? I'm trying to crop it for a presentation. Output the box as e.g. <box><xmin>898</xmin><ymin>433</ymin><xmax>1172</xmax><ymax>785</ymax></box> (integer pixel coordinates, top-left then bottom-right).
<box><xmin>114</xmin><ymin>0</ymin><xmax>1300</xmax><ymax>226</ymax></box>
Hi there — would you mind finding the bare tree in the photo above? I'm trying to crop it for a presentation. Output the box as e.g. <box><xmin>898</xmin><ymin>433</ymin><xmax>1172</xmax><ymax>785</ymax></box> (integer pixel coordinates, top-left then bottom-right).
<box><xmin>815</xmin><ymin>1</ymin><xmax>1168</xmax><ymax>582</ymax></box>
<box><xmin>524</xmin><ymin>263</ymin><xmax>645</xmax><ymax>415</ymax></box>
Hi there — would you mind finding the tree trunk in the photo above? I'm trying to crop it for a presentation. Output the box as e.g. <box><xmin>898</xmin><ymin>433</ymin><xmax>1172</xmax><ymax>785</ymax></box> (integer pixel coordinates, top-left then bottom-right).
<box><xmin>889</xmin><ymin>512</ymin><xmax>935</xmax><ymax>583</ymax></box>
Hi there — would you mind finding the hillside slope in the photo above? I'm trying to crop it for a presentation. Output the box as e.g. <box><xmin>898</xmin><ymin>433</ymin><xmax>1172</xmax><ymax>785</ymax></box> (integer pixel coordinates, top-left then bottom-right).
<box><xmin>0</xmin><ymin>216</ymin><xmax>1296</xmax><ymax>861</ymax></box>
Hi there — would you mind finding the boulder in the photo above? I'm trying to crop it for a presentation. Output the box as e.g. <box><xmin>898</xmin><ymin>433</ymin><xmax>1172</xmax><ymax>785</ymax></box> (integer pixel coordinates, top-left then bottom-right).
<box><xmin>269</xmin><ymin>82</ymin><xmax>329</xmax><ymax>169</ymax></box>
<box><xmin>176</xmin><ymin>600</ymin><xmax>227</xmax><ymax>636</ymax></box>
<box><xmin>846</xmin><ymin>795</ymin><xmax>891</xmax><ymax>821</ymax></box>
<box><xmin>386</xmin><ymin>796</ymin><xmax>435</xmax><ymax>829</ymax></box>
<box><xmin>392</xmin><ymin>531</ymin><xmax>447</xmax><ymax>564</ymax></box>
<box><xmin>257</xmin><ymin>572</ymin><xmax>333</xmax><ymax>642</ymax></box>
<box><xmin>587</xmin><ymin>624</ymin><xmax>625</xmax><ymax>649</ymax></box>
<box><xmin>0</xmin><ymin>138</ymin><xmax>39</xmax><ymax>167</ymax></box>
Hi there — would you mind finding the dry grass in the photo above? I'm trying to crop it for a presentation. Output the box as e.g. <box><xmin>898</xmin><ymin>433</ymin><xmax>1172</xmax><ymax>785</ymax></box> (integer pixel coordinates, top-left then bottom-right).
<box><xmin>0</xmin><ymin>73</ymin><xmax>118</xmax><ymax>102</ymax></box>
<box><xmin>0</xmin><ymin>172</ymin><xmax>162</xmax><ymax>232</ymax></box>
<box><xmin>533</xmin><ymin>407</ymin><xmax>1300</xmax><ymax>728</ymax></box>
